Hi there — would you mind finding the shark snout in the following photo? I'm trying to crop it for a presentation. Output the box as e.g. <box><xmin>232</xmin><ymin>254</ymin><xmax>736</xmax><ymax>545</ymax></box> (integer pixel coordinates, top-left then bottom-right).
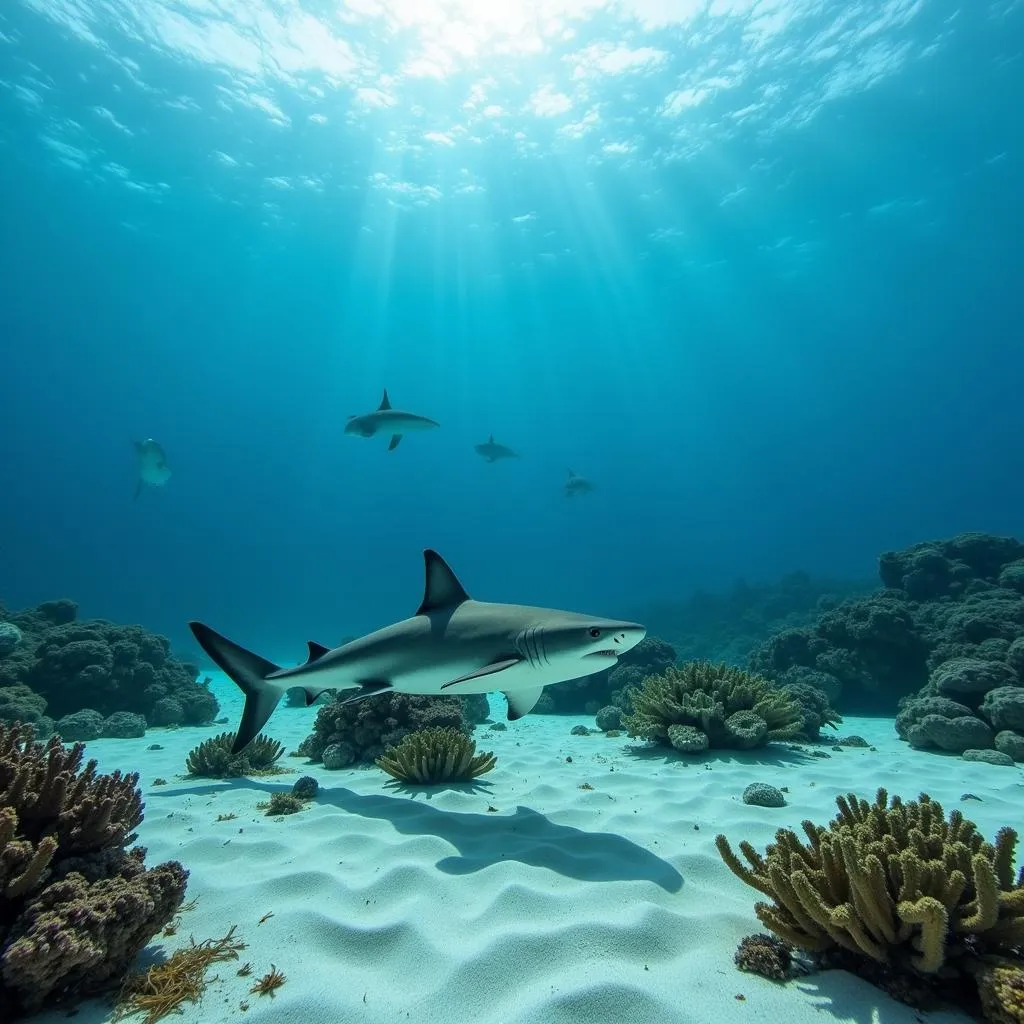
<box><xmin>585</xmin><ymin>622</ymin><xmax>646</xmax><ymax>660</ymax></box>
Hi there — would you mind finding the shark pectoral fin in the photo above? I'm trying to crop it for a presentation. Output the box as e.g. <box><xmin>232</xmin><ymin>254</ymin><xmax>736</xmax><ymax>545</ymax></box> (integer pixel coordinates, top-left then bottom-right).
<box><xmin>305</xmin><ymin>641</ymin><xmax>330</xmax><ymax>663</ymax></box>
<box><xmin>504</xmin><ymin>686</ymin><xmax>544</xmax><ymax>721</ymax></box>
<box><xmin>336</xmin><ymin>680</ymin><xmax>392</xmax><ymax>706</ymax></box>
<box><xmin>300</xmin><ymin>686</ymin><xmax>335</xmax><ymax>706</ymax></box>
<box><xmin>440</xmin><ymin>658</ymin><xmax>523</xmax><ymax>690</ymax></box>
<box><xmin>388</xmin><ymin>434</ymin><xmax>403</xmax><ymax>451</ymax></box>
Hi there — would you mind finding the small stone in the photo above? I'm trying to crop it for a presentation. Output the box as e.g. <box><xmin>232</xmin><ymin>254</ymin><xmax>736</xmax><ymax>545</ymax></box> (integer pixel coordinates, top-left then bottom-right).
<box><xmin>837</xmin><ymin>735</ymin><xmax>869</xmax><ymax>748</ymax></box>
<box><xmin>994</xmin><ymin>730</ymin><xmax>1024</xmax><ymax>763</ymax></box>
<box><xmin>742</xmin><ymin>783</ymin><xmax>786</xmax><ymax>808</ymax></box>
<box><xmin>812</xmin><ymin>750</ymin><xmax>831</xmax><ymax>759</ymax></box>
<box><xmin>488</xmin><ymin>722</ymin><xmax>507</xmax><ymax>732</ymax></box>
<box><xmin>571</xmin><ymin>725</ymin><xmax>590</xmax><ymax>736</ymax></box>
<box><xmin>291</xmin><ymin>776</ymin><xmax>319</xmax><ymax>799</ymax></box>
<box><xmin>148</xmin><ymin>743</ymin><xmax>164</xmax><ymax>750</ymax></box>
<box><xmin>962</xmin><ymin>749</ymin><xmax>1015</xmax><ymax>767</ymax></box>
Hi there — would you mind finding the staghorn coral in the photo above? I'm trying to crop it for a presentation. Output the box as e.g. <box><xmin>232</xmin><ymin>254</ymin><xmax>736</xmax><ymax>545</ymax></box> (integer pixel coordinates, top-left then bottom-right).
<box><xmin>622</xmin><ymin>661</ymin><xmax>805</xmax><ymax>752</ymax></box>
<box><xmin>376</xmin><ymin>726</ymin><xmax>496</xmax><ymax>784</ymax></box>
<box><xmin>184</xmin><ymin>732</ymin><xmax>284</xmax><ymax>777</ymax></box>
<box><xmin>0</xmin><ymin>722</ymin><xmax>187</xmax><ymax>1017</ymax></box>
<box><xmin>715</xmin><ymin>787</ymin><xmax>1024</xmax><ymax>978</ymax></box>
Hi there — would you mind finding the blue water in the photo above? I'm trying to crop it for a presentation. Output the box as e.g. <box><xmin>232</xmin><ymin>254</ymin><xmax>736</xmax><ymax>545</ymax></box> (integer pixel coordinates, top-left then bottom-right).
<box><xmin>1</xmin><ymin>0</ymin><xmax>1022</xmax><ymax>665</ymax></box>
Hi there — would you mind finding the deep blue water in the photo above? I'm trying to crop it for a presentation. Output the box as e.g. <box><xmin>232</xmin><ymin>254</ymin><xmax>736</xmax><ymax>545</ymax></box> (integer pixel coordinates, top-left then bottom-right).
<box><xmin>1</xmin><ymin>0</ymin><xmax>1022</xmax><ymax>664</ymax></box>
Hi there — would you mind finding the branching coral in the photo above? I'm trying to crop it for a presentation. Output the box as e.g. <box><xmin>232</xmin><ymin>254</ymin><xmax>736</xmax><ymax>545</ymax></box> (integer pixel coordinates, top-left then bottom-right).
<box><xmin>715</xmin><ymin>787</ymin><xmax>1024</xmax><ymax>977</ymax></box>
<box><xmin>184</xmin><ymin>732</ymin><xmax>284</xmax><ymax>777</ymax></box>
<box><xmin>376</xmin><ymin>726</ymin><xmax>496</xmax><ymax>784</ymax></box>
<box><xmin>622</xmin><ymin>661</ymin><xmax>805</xmax><ymax>752</ymax></box>
<box><xmin>0</xmin><ymin>722</ymin><xmax>187</xmax><ymax>1018</ymax></box>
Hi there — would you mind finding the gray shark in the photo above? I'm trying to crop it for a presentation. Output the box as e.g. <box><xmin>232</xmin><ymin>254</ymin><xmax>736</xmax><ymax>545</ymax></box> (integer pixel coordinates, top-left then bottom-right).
<box><xmin>344</xmin><ymin>389</ymin><xmax>439</xmax><ymax>451</ymax></box>
<box><xmin>474</xmin><ymin>434</ymin><xmax>519</xmax><ymax>463</ymax></box>
<box><xmin>133</xmin><ymin>439</ymin><xmax>170</xmax><ymax>499</ymax></box>
<box><xmin>189</xmin><ymin>550</ymin><xmax>646</xmax><ymax>754</ymax></box>
<box><xmin>564</xmin><ymin>469</ymin><xmax>593</xmax><ymax>497</ymax></box>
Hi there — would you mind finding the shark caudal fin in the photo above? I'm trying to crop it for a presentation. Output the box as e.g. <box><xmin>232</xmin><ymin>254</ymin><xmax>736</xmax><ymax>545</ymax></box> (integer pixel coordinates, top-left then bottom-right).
<box><xmin>189</xmin><ymin>622</ymin><xmax>283</xmax><ymax>755</ymax></box>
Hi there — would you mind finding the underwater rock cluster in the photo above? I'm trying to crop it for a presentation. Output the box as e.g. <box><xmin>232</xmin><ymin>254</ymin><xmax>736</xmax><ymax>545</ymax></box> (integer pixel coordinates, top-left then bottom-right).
<box><xmin>0</xmin><ymin>598</ymin><xmax>218</xmax><ymax>735</ymax></box>
<box><xmin>618</xmin><ymin>661</ymin><xmax>830</xmax><ymax>753</ymax></box>
<box><xmin>298</xmin><ymin>690</ymin><xmax>478</xmax><ymax>769</ymax></box>
<box><xmin>750</xmin><ymin>534</ymin><xmax>1024</xmax><ymax>752</ymax></box>
<box><xmin>0</xmin><ymin>721</ymin><xmax>188</xmax><ymax>1019</ymax></box>
<box><xmin>716</xmin><ymin>787</ymin><xmax>1024</xmax><ymax>1021</ymax></box>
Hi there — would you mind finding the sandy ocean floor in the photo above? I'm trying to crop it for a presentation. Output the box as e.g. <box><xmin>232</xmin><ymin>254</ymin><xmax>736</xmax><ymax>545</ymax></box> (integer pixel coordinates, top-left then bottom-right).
<box><xmin>30</xmin><ymin>673</ymin><xmax>1024</xmax><ymax>1024</ymax></box>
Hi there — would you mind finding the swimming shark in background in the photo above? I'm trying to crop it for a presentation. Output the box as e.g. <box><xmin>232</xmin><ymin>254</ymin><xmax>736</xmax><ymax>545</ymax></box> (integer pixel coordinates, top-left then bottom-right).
<box><xmin>344</xmin><ymin>389</ymin><xmax>440</xmax><ymax>451</ymax></box>
<box><xmin>189</xmin><ymin>549</ymin><xmax>646</xmax><ymax>754</ymax></box>
<box><xmin>564</xmin><ymin>469</ymin><xmax>594</xmax><ymax>497</ymax></box>
<box><xmin>474</xmin><ymin>434</ymin><xmax>519</xmax><ymax>463</ymax></box>
<box><xmin>133</xmin><ymin>439</ymin><xmax>170</xmax><ymax>499</ymax></box>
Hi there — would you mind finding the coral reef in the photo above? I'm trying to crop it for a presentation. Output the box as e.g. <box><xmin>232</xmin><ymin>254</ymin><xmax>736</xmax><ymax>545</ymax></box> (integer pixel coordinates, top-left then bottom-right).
<box><xmin>0</xmin><ymin>721</ymin><xmax>188</xmax><ymax>1018</ymax></box>
<box><xmin>622</xmin><ymin>661</ymin><xmax>809</xmax><ymax>753</ymax></box>
<box><xmin>0</xmin><ymin>598</ymin><xmax>218</xmax><ymax>728</ymax></box>
<box><xmin>376</xmin><ymin>726</ymin><xmax>496</xmax><ymax>784</ymax></box>
<box><xmin>751</xmin><ymin>534</ymin><xmax>1024</xmax><ymax>758</ymax></box>
<box><xmin>715</xmin><ymin>787</ymin><xmax>1024</xmax><ymax>1019</ymax></box>
<box><xmin>184</xmin><ymin>732</ymin><xmax>285</xmax><ymax>777</ymax></box>
<box><xmin>298</xmin><ymin>690</ymin><xmax>471</xmax><ymax>769</ymax></box>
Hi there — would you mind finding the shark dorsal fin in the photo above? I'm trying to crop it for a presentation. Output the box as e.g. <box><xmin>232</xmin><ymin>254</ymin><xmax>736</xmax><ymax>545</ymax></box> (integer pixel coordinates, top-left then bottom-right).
<box><xmin>489</xmin><ymin>434</ymin><xmax>494</xmax><ymax>444</ymax></box>
<box><xmin>417</xmin><ymin>549</ymin><xmax>471</xmax><ymax>615</ymax></box>
<box><xmin>378</xmin><ymin>389</ymin><xmax>392</xmax><ymax>411</ymax></box>
<box><xmin>305</xmin><ymin>641</ymin><xmax>330</xmax><ymax>663</ymax></box>
<box><xmin>567</xmin><ymin>468</ymin><xmax>575</xmax><ymax>477</ymax></box>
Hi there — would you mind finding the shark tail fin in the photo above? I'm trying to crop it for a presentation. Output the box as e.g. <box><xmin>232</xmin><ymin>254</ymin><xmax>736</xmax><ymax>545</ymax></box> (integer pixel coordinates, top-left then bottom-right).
<box><xmin>188</xmin><ymin>622</ymin><xmax>283</xmax><ymax>755</ymax></box>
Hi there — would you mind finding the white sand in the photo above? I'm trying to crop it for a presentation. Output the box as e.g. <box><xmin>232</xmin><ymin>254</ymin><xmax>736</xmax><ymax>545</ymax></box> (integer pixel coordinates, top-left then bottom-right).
<box><xmin>29</xmin><ymin>675</ymin><xmax>1024</xmax><ymax>1024</ymax></box>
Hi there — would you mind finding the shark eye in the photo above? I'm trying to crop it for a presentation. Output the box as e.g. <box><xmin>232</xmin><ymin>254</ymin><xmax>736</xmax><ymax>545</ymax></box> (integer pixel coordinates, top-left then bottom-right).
<box><xmin>589</xmin><ymin>627</ymin><xmax>602</xmax><ymax>638</ymax></box>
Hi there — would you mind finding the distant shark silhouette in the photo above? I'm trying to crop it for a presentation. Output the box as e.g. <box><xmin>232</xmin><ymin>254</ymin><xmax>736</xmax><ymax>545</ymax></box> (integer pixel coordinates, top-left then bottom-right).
<box><xmin>133</xmin><ymin>439</ymin><xmax>170</xmax><ymax>499</ymax></box>
<box><xmin>189</xmin><ymin>549</ymin><xmax>645</xmax><ymax>754</ymax></box>
<box><xmin>474</xmin><ymin>434</ymin><xmax>519</xmax><ymax>463</ymax></box>
<box><xmin>564</xmin><ymin>469</ymin><xmax>593</xmax><ymax>497</ymax></box>
<box><xmin>344</xmin><ymin>389</ymin><xmax>439</xmax><ymax>451</ymax></box>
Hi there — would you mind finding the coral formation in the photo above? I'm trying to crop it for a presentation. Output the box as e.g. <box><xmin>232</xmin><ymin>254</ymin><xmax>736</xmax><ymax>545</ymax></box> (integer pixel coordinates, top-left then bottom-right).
<box><xmin>734</xmin><ymin>933</ymin><xmax>793</xmax><ymax>980</ymax></box>
<box><xmin>0</xmin><ymin>721</ymin><xmax>187</xmax><ymax>1018</ymax></box>
<box><xmin>184</xmin><ymin>732</ymin><xmax>285</xmax><ymax>777</ymax></box>
<box><xmin>716</xmin><ymin>787</ymin><xmax>1024</xmax><ymax>1001</ymax></box>
<box><xmin>622</xmin><ymin>661</ymin><xmax>808</xmax><ymax>752</ymax></box>
<box><xmin>376</xmin><ymin>726</ymin><xmax>496</xmax><ymax>784</ymax></box>
<box><xmin>260</xmin><ymin>793</ymin><xmax>304</xmax><ymax>816</ymax></box>
<box><xmin>0</xmin><ymin>598</ymin><xmax>218</xmax><ymax>728</ymax></box>
<box><xmin>751</xmin><ymin>533</ymin><xmax>1024</xmax><ymax>759</ymax></box>
<box><xmin>298</xmin><ymin>690</ymin><xmax>471</xmax><ymax>768</ymax></box>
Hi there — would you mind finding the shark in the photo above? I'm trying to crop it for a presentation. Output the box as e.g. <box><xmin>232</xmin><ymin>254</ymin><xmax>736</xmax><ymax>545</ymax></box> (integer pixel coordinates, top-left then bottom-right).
<box><xmin>189</xmin><ymin>549</ymin><xmax>646</xmax><ymax>754</ymax></box>
<box><xmin>564</xmin><ymin>469</ymin><xmax>594</xmax><ymax>497</ymax></box>
<box><xmin>344</xmin><ymin>389</ymin><xmax>440</xmax><ymax>451</ymax></box>
<box><xmin>474</xmin><ymin>434</ymin><xmax>519</xmax><ymax>463</ymax></box>
<box><xmin>133</xmin><ymin>439</ymin><xmax>171</xmax><ymax>499</ymax></box>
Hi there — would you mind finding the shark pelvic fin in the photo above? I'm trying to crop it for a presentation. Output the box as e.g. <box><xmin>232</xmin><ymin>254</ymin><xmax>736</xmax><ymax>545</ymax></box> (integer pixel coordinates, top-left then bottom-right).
<box><xmin>292</xmin><ymin>685</ymin><xmax>335</xmax><ymax>707</ymax></box>
<box><xmin>440</xmin><ymin>657</ymin><xmax>522</xmax><ymax>690</ymax></box>
<box><xmin>188</xmin><ymin>622</ymin><xmax>284</xmax><ymax>755</ymax></box>
<box><xmin>378</xmin><ymin>389</ymin><xmax>392</xmax><ymax>410</ymax></box>
<box><xmin>305</xmin><ymin>641</ymin><xmax>330</xmax><ymax>663</ymax></box>
<box><xmin>336</xmin><ymin>680</ymin><xmax>392</xmax><ymax>706</ymax></box>
<box><xmin>388</xmin><ymin>434</ymin><xmax>403</xmax><ymax>451</ymax></box>
<box><xmin>417</xmin><ymin>550</ymin><xmax>472</xmax><ymax>616</ymax></box>
<box><xmin>504</xmin><ymin>686</ymin><xmax>544</xmax><ymax>721</ymax></box>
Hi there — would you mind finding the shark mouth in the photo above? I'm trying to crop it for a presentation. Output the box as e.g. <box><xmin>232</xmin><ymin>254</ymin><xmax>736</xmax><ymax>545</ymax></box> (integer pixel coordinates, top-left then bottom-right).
<box><xmin>588</xmin><ymin>649</ymin><xmax>619</xmax><ymax>658</ymax></box>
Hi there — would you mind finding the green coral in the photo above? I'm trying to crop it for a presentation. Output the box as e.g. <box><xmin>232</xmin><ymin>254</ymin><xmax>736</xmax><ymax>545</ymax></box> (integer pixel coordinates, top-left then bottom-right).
<box><xmin>184</xmin><ymin>732</ymin><xmax>284</xmax><ymax>778</ymax></box>
<box><xmin>376</xmin><ymin>726</ymin><xmax>496</xmax><ymax>785</ymax></box>
<box><xmin>716</xmin><ymin>787</ymin><xmax>1024</xmax><ymax>976</ymax></box>
<box><xmin>622</xmin><ymin>661</ymin><xmax>805</xmax><ymax>752</ymax></box>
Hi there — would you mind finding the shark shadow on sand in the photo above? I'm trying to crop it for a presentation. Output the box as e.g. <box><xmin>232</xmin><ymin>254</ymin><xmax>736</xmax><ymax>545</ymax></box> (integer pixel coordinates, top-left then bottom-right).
<box><xmin>156</xmin><ymin>779</ymin><xmax>683</xmax><ymax>892</ymax></box>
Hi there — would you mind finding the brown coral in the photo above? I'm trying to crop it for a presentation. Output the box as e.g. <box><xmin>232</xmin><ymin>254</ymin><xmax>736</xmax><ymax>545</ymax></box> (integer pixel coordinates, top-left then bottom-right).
<box><xmin>623</xmin><ymin>661</ymin><xmax>805</xmax><ymax>752</ymax></box>
<box><xmin>0</xmin><ymin>722</ymin><xmax>187</xmax><ymax>1017</ymax></box>
<box><xmin>376</xmin><ymin>726</ymin><xmax>496</xmax><ymax>784</ymax></box>
<box><xmin>716</xmin><ymin>788</ymin><xmax>1024</xmax><ymax>976</ymax></box>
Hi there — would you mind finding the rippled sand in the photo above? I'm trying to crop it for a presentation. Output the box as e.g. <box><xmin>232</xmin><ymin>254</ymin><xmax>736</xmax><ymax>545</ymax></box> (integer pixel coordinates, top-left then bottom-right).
<box><xmin>39</xmin><ymin>676</ymin><xmax>1022</xmax><ymax>1024</ymax></box>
